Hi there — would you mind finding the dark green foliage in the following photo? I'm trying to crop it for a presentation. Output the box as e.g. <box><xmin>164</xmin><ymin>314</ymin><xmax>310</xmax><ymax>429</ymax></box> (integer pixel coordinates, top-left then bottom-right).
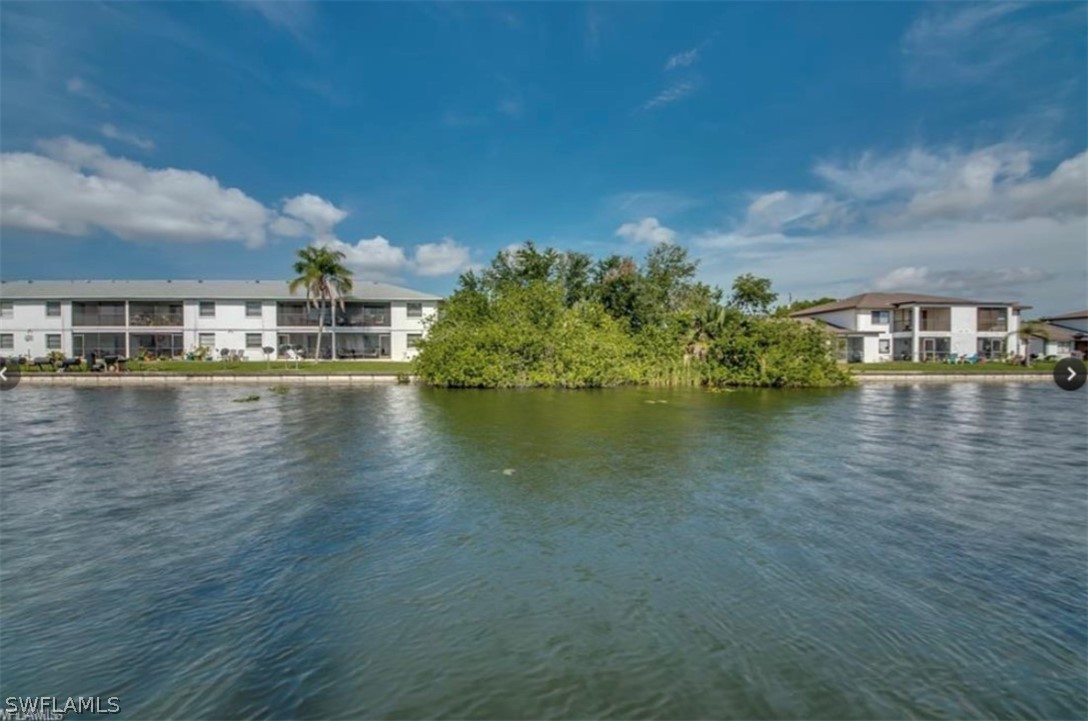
<box><xmin>416</xmin><ymin>243</ymin><xmax>851</xmax><ymax>389</ymax></box>
<box><xmin>729</xmin><ymin>273</ymin><xmax>778</xmax><ymax>315</ymax></box>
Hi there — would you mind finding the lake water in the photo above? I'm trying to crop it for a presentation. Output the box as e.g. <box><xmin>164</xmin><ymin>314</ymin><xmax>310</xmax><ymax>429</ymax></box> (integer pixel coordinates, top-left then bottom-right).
<box><xmin>1</xmin><ymin>384</ymin><xmax>1085</xmax><ymax>719</ymax></box>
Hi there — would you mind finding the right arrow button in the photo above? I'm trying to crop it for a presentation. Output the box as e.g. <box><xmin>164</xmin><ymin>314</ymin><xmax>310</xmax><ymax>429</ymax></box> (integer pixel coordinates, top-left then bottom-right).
<box><xmin>1054</xmin><ymin>358</ymin><xmax>1087</xmax><ymax>391</ymax></box>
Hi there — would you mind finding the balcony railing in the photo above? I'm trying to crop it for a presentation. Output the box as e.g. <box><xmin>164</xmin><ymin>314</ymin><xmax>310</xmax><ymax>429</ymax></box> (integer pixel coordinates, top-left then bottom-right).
<box><xmin>72</xmin><ymin>313</ymin><xmax>127</xmax><ymax>326</ymax></box>
<box><xmin>978</xmin><ymin>321</ymin><xmax>1008</xmax><ymax>332</ymax></box>
<box><xmin>129</xmin><ymin>313</ymin><xmax>183</xmax><ymax>327</ymax></box>
<box><xmin>277</xmin><ymin>312</ymin><xmax>322</xmax><ymax>326</ymax></box>
<box><xmin>338</xmin><ymin>312</ymin><xmax>389</xmax><ymax>327</ymax></box>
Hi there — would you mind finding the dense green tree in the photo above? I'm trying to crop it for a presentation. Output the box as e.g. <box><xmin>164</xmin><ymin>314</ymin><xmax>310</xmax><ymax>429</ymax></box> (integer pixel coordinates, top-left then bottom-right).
<box><xmin>730</xmin><ymin>274</ymin><xmax>778</xmax><ymax>315</ymax></box>
<box><xmin>415</xmin><ymin>244</ymin><xmax>850</xmax><ymax>389</ymax></box>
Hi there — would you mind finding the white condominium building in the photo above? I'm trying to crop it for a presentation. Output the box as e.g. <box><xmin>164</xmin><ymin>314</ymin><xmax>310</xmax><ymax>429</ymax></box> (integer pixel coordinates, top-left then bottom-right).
<box><xmin>790</xmin><ymin>292</ymin><xmax>1029</xmax><ymax>363</ymax></box>
<box><xmin>0</xmin><ymin>280</ymin><xmax>441</xmax><ymax>362</ymax></box>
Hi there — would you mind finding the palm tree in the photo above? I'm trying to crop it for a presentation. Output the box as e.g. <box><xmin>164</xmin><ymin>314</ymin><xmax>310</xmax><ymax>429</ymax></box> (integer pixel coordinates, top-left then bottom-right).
<box><xmin>683</xmin><ymin>305</ymin><xmax>728</xmax><ymax>365</ymax></box>
<box><xmin>1009</xmin><ymin>320</ymin><xmax>1048</xmax><ymax>367</ymax></box>
<box><xmin>289</xmin><ymin>246</ymin><xmax>354</xmax><ymax>361</ymax></box>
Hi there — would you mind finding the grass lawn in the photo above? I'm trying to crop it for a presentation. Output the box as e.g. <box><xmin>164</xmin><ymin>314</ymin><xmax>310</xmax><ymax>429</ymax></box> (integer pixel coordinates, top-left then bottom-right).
<box><xmin>22</xmin><ymin>360</ymin><xmax>413</xmax><ymax>375</ymax></box>
<box><xmin>850</xmin><ymin>361</ymin><xmax>1056</xmax><ymax>374</ymax></box>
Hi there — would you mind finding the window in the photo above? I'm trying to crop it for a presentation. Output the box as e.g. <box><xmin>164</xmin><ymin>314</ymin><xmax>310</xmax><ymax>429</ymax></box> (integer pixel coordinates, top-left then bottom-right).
<box><xmin>46</xmin><ymin>334</ymin><xmax>61</xmax><ymax>350</ymax></box>
<box><xmin>878</xmin><ymin>339</ymin><xmax>890</xmax><ymax>354</ymax></box>
<box><xmin>245</xmin><ymin>301</ymin><xmax>262</xmax><ymax>318</ymax></box>
<box><xmin>978</xmin><ymin>338</ymin><xmax>1004</xmax><ymax>359</ymax></box>
<box><xmin>0</xmin><ymin>302</ymin><xmax>12</xmax><ymax>319</ymax></box>
<box><xmin>0</xmin><ymin>333</ymin><xmax>12</xmax><ymax>350</ymax></box>
<box><xmin>407</xmin><ymin>302</ymin><xmax>423</xmax><ymax>318</ymax></box>
<box><xmin>870</xmin><ymin>310</ymin><xmax>890</xmax><ymax>325</ymax></box>
<box><xmin>46</xmin><ymin>301</ymin><xmax>61</xmax><ymax>317</ymax></box>
<box><xmin>198</xmin><ymin>333</ymin><xmax>215</xmax><ymax>349</ymax></box>
<box><xmin>246</xmin><ymin>333</ymin><xmax>262</xmax><ymax>349</ymax></box>
<box><xmin>977</xmin><ymin>308</ymin><xmax>1008</xmax><ymax>333</ymax></box>
<box><xmin>199</xmin><ymin>301</ymin><xmax>216</xmax><ymax>318</ymax></box>
<box><xmin>407</xmin><ymin>333</ymin><xmax>422</xmax><ymax>349</ymax></box>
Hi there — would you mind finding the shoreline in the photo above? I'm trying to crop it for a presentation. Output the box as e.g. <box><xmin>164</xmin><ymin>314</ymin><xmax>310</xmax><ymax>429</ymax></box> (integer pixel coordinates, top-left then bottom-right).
<box><xmin>12</xmin><ymin>372</ymin><xmax>1054</xmax><ymax>386</ymax></box>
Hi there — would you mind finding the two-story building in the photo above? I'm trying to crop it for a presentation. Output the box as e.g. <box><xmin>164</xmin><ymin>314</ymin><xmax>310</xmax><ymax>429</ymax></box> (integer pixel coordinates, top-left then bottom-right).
<box><xmin>790</xmin><ymin>292</ymin><xmax>1029</xmax><ymax>363</ymax></box>
<box><xmin>0</xmin><ymin>280</ymin><xmax>441</xmax><ymax>362</ymax></box>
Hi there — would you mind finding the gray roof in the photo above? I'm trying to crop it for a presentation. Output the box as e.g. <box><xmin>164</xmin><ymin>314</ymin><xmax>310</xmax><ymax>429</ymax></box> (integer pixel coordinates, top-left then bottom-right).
<box><xmin>1031</xmin><ymin>323</ymin><xmax>1085</xmax><ymax>342</ymax></box>
<box><xmin>790</xmin><ymin>292</ymin><xmax>1028</xmax><ymax>317</ymax></box>
<box><xmin>0</xmin><ymin>279</ymin><xmax>442</xmax><ymax>302</ymax></box>
<box><xmin>1042</xmin><ymin>309</ymin><xmax>1088</xmax><ymax>322</ymax></box>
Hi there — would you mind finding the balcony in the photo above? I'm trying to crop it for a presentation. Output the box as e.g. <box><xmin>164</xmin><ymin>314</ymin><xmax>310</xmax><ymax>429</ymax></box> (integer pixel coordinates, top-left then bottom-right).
<box><xmin>129</xmin><ymin>303</ymin><xmax>183</xmax><ymax>327</ymax></box>
<box><xmin>892</xmin><ymin>308</ymin><xmax>950</xmax><ymax>333</ymax></box>
<box><xmin>72</xmin><ymin>302</ymin><xmax>125</xmax><ymax>327</ymax></box>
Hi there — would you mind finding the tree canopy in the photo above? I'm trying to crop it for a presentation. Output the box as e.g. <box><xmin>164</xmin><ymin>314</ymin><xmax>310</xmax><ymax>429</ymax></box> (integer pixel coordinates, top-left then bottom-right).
<box><xmin>415</xmin><ymin>243</ymin><xmax>850</xmax><ymax>389</ymax></box>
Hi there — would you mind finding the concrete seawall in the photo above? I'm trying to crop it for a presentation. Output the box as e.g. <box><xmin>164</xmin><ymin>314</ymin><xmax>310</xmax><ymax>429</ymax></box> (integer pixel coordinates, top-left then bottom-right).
<box><xmin>853</xmin><ymin>373</ymin><xmax>1051</xmax><ymax>383</ymax></box>
<box><xmin>18</xmin><ymin>373</ymin><xmax>406</xmax><ymax>386</ymax></box>
<box><xmin>15</xmin><ymin>372</ymin><xmax>1054</xmax><ymax>386</ymax></box>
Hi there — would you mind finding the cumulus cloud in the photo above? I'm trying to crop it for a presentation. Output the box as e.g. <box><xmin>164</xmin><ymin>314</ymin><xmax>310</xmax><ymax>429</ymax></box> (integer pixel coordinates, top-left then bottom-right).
<box><xmin>616</xmin><ymin>217</ymin><xmax>677</xmax><ymax>245</ymax></box>
<box><xmin>279</xmin><ymin>193</ymin><xmax>348</xmax><ymax>239</ymax></box>
<box><xmin>317</xmin><ymin>235</ymin><xmax>472</xmax><ymax>280</ymax></box>
<box><xmin>99</xmin><ymin>123</ymin><xmax>155</xmax><ymax>151</ymax></box>
<box><xmin>694</xmin><ymin>142</ymin><xmax>1087</xmax><ymax>315</ymax></box>
<box><xmin>319</xmin><ymin>236</ymin><xmax>409</xmax><ymax>280</ymax></box>
<box><xmin>0</xmin><ymin>137</ymin><xmax>271</xmax><ymax>247</ymax></box>
<box><xmin>414</xmin><ymin>237</ymin><xmax>472</xmax><ymax>276</ymax></box>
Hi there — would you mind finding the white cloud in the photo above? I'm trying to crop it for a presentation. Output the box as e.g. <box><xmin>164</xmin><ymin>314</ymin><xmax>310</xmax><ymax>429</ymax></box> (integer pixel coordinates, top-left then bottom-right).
<box><xmin>697</xmin><ymin>216</ymin><xmax>1086</xmax><ymax>316</ymax></box>
<box><xmin>743</xmin><ymin>191</ymin><xmax>850</xmax><ymax>234</ymax></box>
<box><xmin>319</xmin><ymin>236</ymin><xmax>409</xmax><ymax>280</ymax></box>
<box><xmin>99</xmin><ymin>123</ymin><xmax>155</xmax><ymax>151</ymax></box>
<box><xmin>901</xmin><ymin>3</ymin><xmax>1042</xmax><ymax>86</ymax></box>
<box><xmin>414</xmin><ymin>237</ymin><xmax>471</xmax><ymax>276</ymax></box>
<box><xmin>0</xmin><ymin>137</ymin><xmax>271</xmax><ymax>247</ymax></box>
<box><xmin>604</xmin><ymin>190</ymin><xmax>701</xmax><ymax>219</ymax></box>
<box><xmin>812</xmin><ymin>146</ymin><xmax>1086</xmax><ymax>224</ymax></box>
<box><xmin>665</xmin><ymin>47</ymin><xmax>698</xmax><ymax>70</ymax></box>
<box><xmin>318</xmin><ymin>235</ymin><xmax>472</xmax><ymax>280</ymax></box>
<box><xmin>873</xmin><ymin>266</ymin><xmax>1053</xmax><ymax>293</ymax></box>
<box><xmin>279</xmin><ymin>193</ymin><xmax>348</xmax><ymax>239</ymax></box>
<box><xmin>694</xmin><ymin>142</ymin><xmax>1087</xmax><ymax>316</ymax></box>
<box><xmin>642</xmin><ymin>81</ymin><xmax>696</xmax><ymax>111</ymax></box>
<box><xmin>615</xmin><ymin>217</ymin><xmax>677</xmax><ymax>245</ymax></box>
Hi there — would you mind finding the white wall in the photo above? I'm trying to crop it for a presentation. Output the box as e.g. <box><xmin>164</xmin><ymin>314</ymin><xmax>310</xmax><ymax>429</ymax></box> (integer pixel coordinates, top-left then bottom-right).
<box><xmin>855</xmin><ymin>309</ymin><xmax>891</xmax><ymax>333</ymax></box>
<box><xmin>950</xmin><ymin>306</ymin><xmax>978</xmax><ymax>358</ymax></box>
<box><xmin>0</xmin><ymin>300</ymin><xmax>69</xmax><ymax>358</ymax></box>
<box><xmin>0</xmin><ymin>297</ymin><xmax>439</xmax><ymax>362</ymax></box>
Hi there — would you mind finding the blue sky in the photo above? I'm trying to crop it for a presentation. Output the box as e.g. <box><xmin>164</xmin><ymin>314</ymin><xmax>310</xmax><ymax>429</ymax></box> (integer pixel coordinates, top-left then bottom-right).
<box><xmin>1</xmin><ymin>1</ymin><xmax>1085</xmax><ymax>315</ymax></box>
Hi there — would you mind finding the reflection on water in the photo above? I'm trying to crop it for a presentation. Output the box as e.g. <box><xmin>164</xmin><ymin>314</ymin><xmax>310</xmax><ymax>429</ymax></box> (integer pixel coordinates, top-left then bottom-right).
<box><xmin>1</xmin><ymin>384</ymin><xmax>1085</xmax><ymax>719</ymax></box>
